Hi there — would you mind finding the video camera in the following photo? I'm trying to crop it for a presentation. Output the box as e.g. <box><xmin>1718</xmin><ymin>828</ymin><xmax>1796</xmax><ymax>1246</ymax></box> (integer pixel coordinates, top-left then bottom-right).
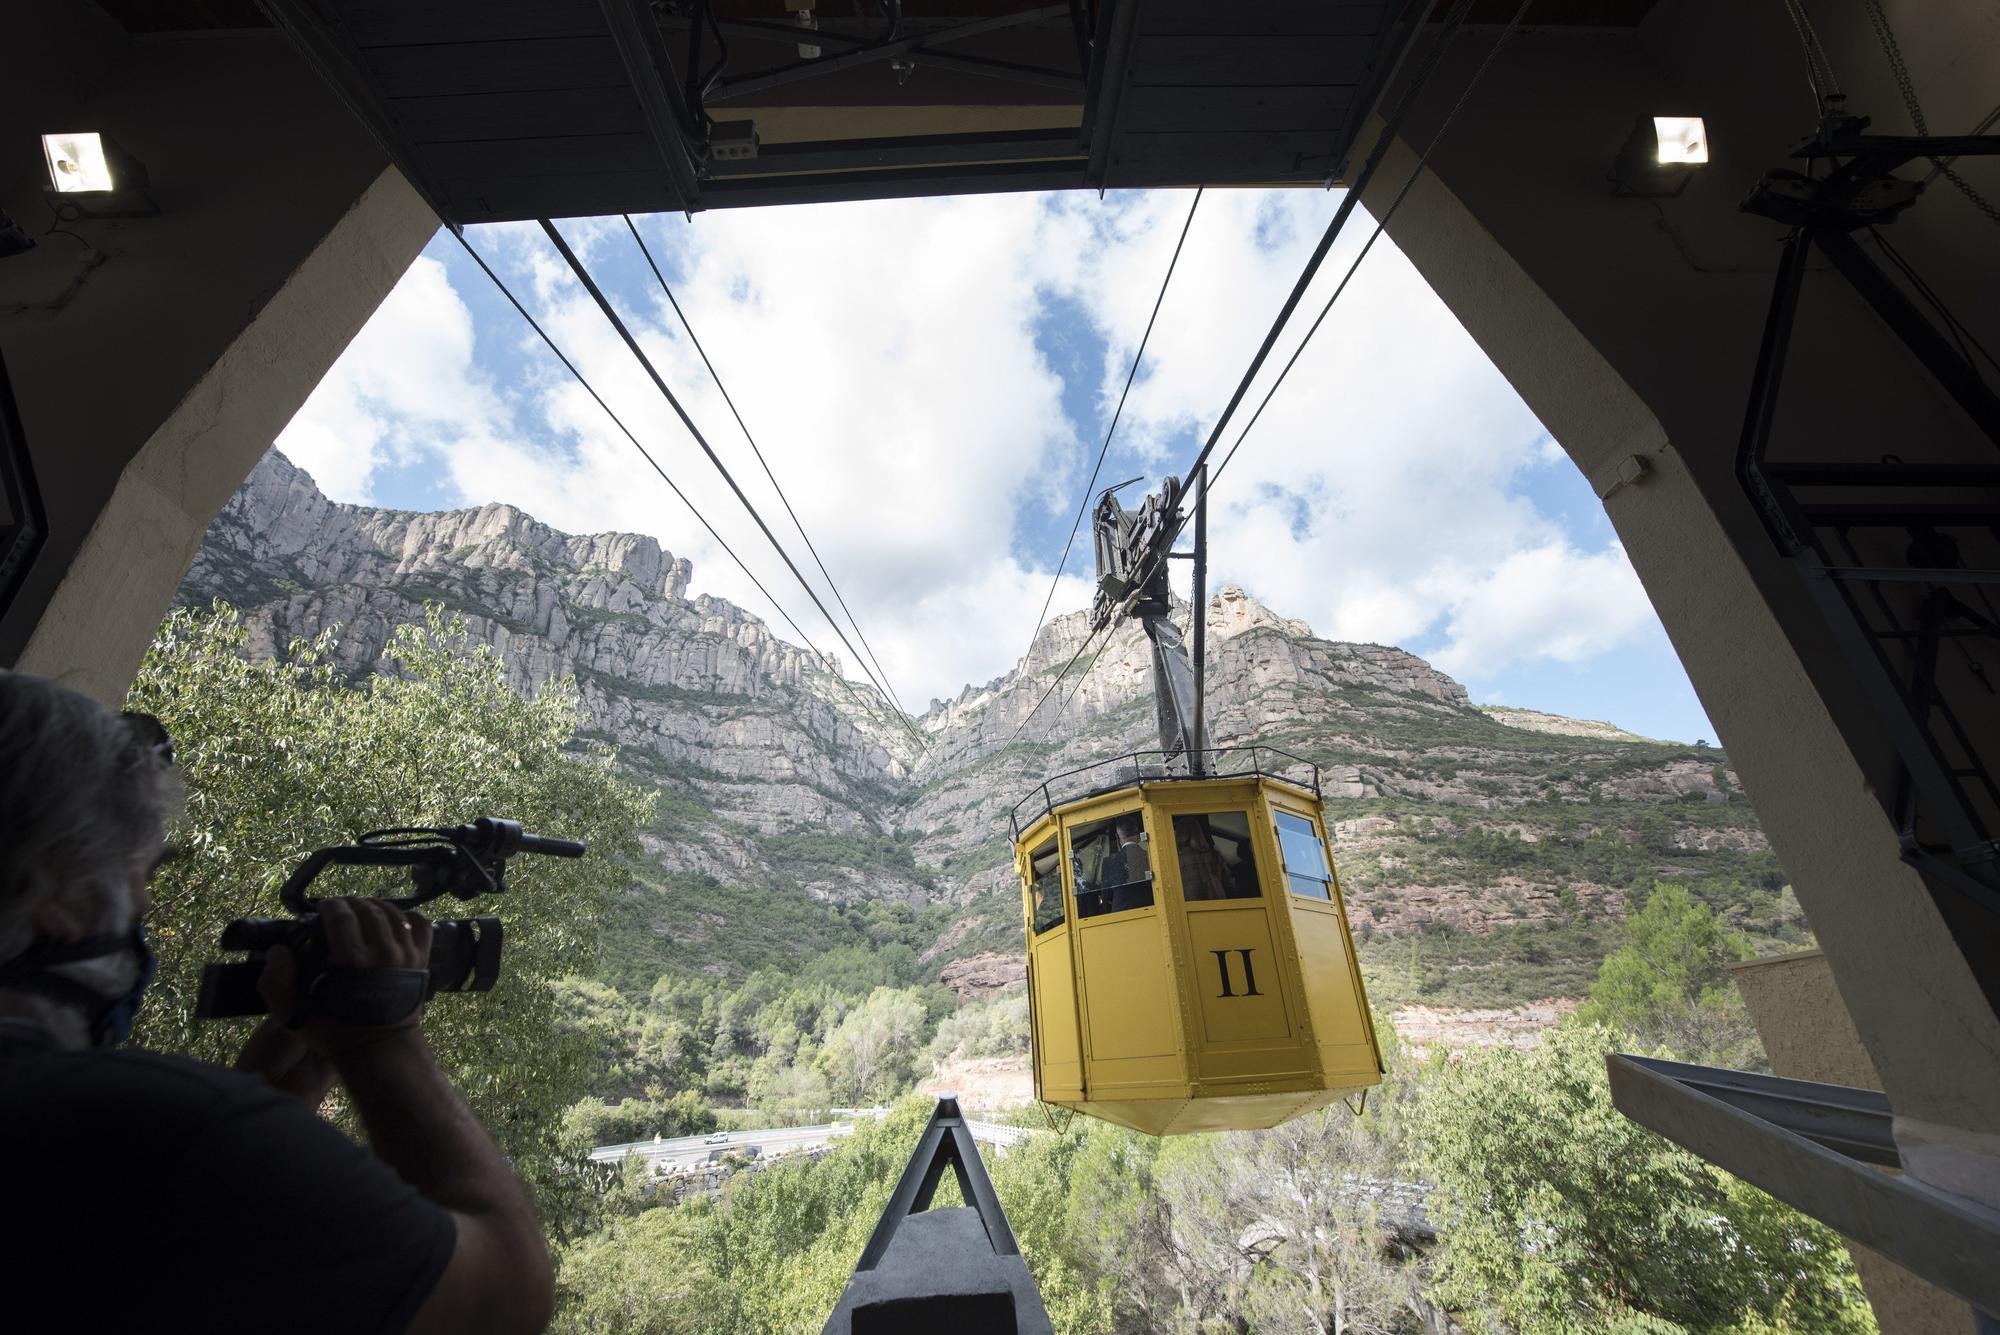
<box><xmin>194</xmin><ymin>817</ymin><xmax>585</xmax><ymax>1026</ymax></box>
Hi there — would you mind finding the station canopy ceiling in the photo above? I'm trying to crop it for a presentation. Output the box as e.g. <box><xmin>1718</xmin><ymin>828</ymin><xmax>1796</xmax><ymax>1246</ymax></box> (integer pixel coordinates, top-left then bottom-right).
<box><xmin>94</xmin><ymin>0</ymin><xmax>1659</xmax><ymax>222</ymax></box>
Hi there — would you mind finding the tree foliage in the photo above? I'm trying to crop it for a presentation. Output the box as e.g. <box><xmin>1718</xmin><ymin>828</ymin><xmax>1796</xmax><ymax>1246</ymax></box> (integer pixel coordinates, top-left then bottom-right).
<box><xmin>1408</xmin><ymin>1023</ymin><xmax>1871</xmax><ymax>1333</ymax></box>
<box><xmin>128</xmin><ymin>605</ymin><xmax>654</xmax><ymax>1223</ymax></box>
<box><xmin>821</xmin><ymin>986</ymin><xmax>929</xmax><ymax>1103</ymax></box>
<box><xmin>562</xmin><ymin>1092</ymin><xmax>717</xmax><ymax>1149</ymax></box>
<box><xmin>1578</xmin><ymin>881</ymin><xmax>1763</xmax><ymax>1067</ymax></box>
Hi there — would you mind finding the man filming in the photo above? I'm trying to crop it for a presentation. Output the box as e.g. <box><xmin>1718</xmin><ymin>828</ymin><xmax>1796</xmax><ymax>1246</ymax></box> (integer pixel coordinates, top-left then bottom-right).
<box><xmin>0</xmin><ymin>672</ymin><xmax>555</xmax><ymax>1333</ymax></box>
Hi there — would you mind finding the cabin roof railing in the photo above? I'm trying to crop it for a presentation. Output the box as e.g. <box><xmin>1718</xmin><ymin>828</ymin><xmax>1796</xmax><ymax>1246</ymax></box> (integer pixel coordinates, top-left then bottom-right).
<box><xmin>1009</xmin><ymin>746</ymin><xmax>1323</xmax><ymax>842</ymax></box>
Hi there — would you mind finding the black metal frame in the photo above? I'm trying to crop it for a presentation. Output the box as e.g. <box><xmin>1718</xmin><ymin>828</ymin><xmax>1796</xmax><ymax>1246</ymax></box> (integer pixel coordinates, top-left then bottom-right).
<box><xmin>702</xmin><ymin>4</ymin><xmax>1079</xmax><ymax>105</ymax></box>
<box><xmin>825</xmin><ymin>1096</ymin><xmax>1053</xmax><ymax>1334</ymax></box>
<box><xmin>603</xmin><ymin>0</ymin><xmax>706</xmax><ymax>213</ymax></box>
<box><xmin>851</xmin><ymin>1097</ymin><xmax>1021</xmax><ymax>1272</ymax></box>
<box><xmin>1734</xmin><ymin>116</ymin><xmax>2000</xmax><ymax>970</ymax></box>
<box><xmin>1009</xmin><ymin>745</ymin><xmax>1324</xmax><ymax>841</ymax></box>
<box><xmin>0</xmin><ymin>347</ymin><xmax>44</xmax><ymax>639</ymax></box>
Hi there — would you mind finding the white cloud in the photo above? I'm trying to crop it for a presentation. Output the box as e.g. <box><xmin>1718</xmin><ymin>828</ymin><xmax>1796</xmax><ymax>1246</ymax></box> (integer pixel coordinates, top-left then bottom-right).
<box><xmin>274</xmin><ymin>256</ymin><xmax>498</xmax><ymax>502</ymax></box>
<box><xmin>1428</xmin><ymin>541</ymin><xmax>1652</xmax><ymax>678</ymax></box>
<box><xmin>1047</xmin><ymin>189</ymin><xmax>1658</xmax><ymax>687</ymax></box>
<box><xmin>284</xmin><ymin>188</ymin><xmax>1667</xmax><ymax>715</ymax></box>
<box><xmin>426</xmin><ymin>197</ymin><xmax>1086</xmax><ymax>708</ymax></box>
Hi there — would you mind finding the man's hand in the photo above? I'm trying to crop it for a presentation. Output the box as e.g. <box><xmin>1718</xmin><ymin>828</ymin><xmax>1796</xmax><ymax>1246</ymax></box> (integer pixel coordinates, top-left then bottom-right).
<box><xmin>305</xmin><ymin>897</ymin><xmax>434</xmax><ymax>1057</ymax></box>
<box><xmin>234</xmin><ymin>944</ymin><xmax>336</xmax><ymax>1107</ymax></box>
<box><xmin>234</xmin><ymin>898</ymin><xmax>432</xmax><ymax>1105</ymax></box>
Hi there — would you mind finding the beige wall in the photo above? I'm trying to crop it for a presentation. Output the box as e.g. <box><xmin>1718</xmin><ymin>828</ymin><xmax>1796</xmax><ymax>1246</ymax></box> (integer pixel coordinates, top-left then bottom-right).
<box><xmin>0</xmin><ymin>13</ymin><xmax>437</xmax><ymax>689</ymax></box>
<box><xmin>1734</xmin><ymin>950</ymin><xmax>1973</xmax><ymax>1333</ymax></box>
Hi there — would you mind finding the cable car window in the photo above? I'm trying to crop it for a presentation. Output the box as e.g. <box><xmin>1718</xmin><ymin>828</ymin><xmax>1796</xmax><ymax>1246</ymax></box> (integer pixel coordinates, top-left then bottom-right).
<box><xmin>1172</xmin><ymin>811</ymin><xmax>1262</xmax><ymax>901</ymax></box>
<box><xmin>1275</xmin><ymin>810</ymin><xmax>1334</xmax><ymax>901</ymax></box>
<box><xmin>1028</xmin><ymin>837</ymin><xmax>1065</xmax><ymax>935</ymax></box>
<box><xmin>1069</xmin><ymin>812</ymin><xmax>1153</xmax><ymax>918</ymax></box>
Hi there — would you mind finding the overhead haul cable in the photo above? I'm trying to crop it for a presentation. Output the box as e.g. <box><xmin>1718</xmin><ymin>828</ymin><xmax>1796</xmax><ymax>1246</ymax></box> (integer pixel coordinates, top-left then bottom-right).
<box><xmin>1168</xmin><ymin>0</ymin><xmax>1478</xmax><ymax>493</ymax></box>
<box><xmin>1023</xmin><ymin>188</ymin><xmax>1205</xmax><ymax>662</ymax></box>
<box><xmin>622</xmin><ymin>213</ymin><xmax>915</xmax><ymax>721</ymax></box>
<box><xmin>452</xmin><ymin>231</ymin><xmax>837</xmax><ymax>671</ymax></box>
<box><xmin>1001</xmin><ymin>0</ymin><xmax>1479</xmax><ymax>748</ymax></box>
<box><xmin>1210</xmin><ymin>0</ymin><xmax>1536</xmax><ymax>494</ymax></box>
<box><xmin>1013</xmin><ymin>0</ymin><xmax>1534</xmax><ymax>743</ymax></box>
<box><xmin>538</xmin><ymin>219</ymin><xmax>930</xmax><ymax>753</ymax></box>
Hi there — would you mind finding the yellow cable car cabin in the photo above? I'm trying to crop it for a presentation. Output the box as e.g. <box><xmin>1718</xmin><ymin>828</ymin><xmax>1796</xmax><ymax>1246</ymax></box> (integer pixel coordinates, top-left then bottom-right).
<box><xmin>1014</xmin><ymin>750</ymin><xmax>1382</xmax><ymax>1135</ymax></box>
<box><xmin>1010</xmin><ymin>473</ymin><xmax>1382</xmax><ymax>1135</ymax></box>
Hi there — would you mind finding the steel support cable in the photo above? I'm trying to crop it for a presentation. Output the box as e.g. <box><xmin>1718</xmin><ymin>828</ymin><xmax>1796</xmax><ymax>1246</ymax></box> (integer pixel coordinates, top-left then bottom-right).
<box><xmin>1169</xmin><ymin>0</ymin><xmax>1475</xmax><ymax>493</ymax></box>
<box><xmin>451</xmin><ymin>230</ymin><xmax>831</xmax><ymax>666</ymax></box>
<box><xmin>538</xmin><ymin>219</ymin><xmax>930</xmax><ymax>752</ymax></box>
<box><xmin>1030</xmin><ymin>0</ymin><xmax>1533</xmax><ymax>743</ymax></box>
<box><xmin>1001</xmin><ymin>616</ymin><xmax>1115</xmax><ymax>751</ymax></box>
<box><xmin>1780</xmin><ymin>0</ymin><xmax>1841</xmax><ymax>113</ymax></box>
<box><xmin>1923</xmin><ymin>102</ymin><xmax>2000</xmax><ymax>189</ymax></box>
<box><xmin>1049</xmin><ymin>618</ymin><xmax>1116</xmax><ymax>726</ymax></box>
<box><xmin>998</xmin><ymin>0</ymin><xmax>1480</xmax><ymax>751</ymax></box>
<box><xmin>621</xmin><ymin>213</ymin><xmax>913</xmax><ymax>721</ymax></box>
<box><xmin>1868</xmin><ymin>227</ymin><xmax>2000</xmax><ymax>381</ymax></box>
<box><xmin>1210</xmin><ymin>0</ymin><xmax>1534</xmax><ymax>495</ymax></box>
<box><xmin>1023</xmin><ymin>188</ymin><xmax>1205</xmax><ymax>663</ymax></box>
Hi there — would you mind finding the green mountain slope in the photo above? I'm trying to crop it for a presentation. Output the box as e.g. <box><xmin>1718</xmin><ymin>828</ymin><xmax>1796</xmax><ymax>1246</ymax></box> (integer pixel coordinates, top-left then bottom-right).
<box><xmin>179</xmin><ymin>450</ymin><xmax>1804</xmax><ymax>1007</ymax></box>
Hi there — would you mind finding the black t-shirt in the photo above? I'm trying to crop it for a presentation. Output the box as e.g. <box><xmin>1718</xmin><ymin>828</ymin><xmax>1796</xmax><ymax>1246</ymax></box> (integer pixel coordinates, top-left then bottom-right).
<box><xmin>0</xmin><ymin>1029</ymin><xmax>454</xmax><ymax>1333</ymax></box>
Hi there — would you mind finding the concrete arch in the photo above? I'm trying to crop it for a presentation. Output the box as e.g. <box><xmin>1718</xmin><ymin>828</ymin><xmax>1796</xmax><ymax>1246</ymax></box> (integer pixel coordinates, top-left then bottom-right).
<box><xmin>0</xmin><ymin>12</ymin><xmax>436</xmax><ymax>698</ymax></box>
<box><xmin>1362</xmin><ymin>0</ymin><xmax>2000</xmax><ymax>1221</ymax></box>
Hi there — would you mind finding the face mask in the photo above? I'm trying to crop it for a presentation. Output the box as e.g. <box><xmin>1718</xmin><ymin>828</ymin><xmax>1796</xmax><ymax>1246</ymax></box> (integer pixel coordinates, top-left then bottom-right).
<box><xmin>0</xmin><ymin>926</ymin><xmax>156</xmax><ymax>1047</ymax></box>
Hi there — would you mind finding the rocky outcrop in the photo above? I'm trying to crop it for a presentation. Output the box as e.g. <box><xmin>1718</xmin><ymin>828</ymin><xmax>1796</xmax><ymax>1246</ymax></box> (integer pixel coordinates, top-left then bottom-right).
<box><xmin>182</xmin><ymin>451</ymin><xmax>1770</xmax><ymax>985</ymax></box>
<box><xmin>183</xmin><ymin>453</ymin><xmax>914</xmax><ymax>869</ymax></box>
<box><xmin>938</xmin><ymin>952</ymin><xmax>1028</xmax><ymax>1001</ymax></box>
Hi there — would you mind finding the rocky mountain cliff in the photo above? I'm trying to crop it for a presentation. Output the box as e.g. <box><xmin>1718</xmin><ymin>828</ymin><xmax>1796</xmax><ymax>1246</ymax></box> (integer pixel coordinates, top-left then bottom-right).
<box><xmin>179</xmin><ymin>452</ymin><xmax>1798</xmax><ymax>1004</ymax></box>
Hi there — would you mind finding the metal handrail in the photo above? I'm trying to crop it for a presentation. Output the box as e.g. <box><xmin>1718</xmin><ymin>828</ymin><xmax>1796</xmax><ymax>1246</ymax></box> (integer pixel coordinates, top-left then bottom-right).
<box><xmin>1008</xmin><ymin>745</ymin><xmax>1322</xmax><ymax>840</ymax></box>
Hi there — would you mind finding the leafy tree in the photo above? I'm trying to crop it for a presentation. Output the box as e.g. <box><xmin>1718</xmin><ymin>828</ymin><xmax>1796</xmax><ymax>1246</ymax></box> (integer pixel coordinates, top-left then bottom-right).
<box><xmin>927</xmin><ymin>994</ymin><xmax>1030</xmax><ymax>1065</ymax></box>
<box><xmin>1408</xmin><ymin>1023</ymin><xmax>1872</xmax><ymax>1333</ymax></box>
<box><xmin>561</xmin><ymin>1091</ymin><xmax>716</xmax><ymax>1149</ymax></box>
<box><xmin>820</xmin><ymin>986</ymin><xmax>929</xmax><ymax>1102</ymax></box>
<box><xmin>1219</xmin><ymin>1025</ymin><xmax>1434</xmax><ymax>1335</ymax></box>
<box><xmin>553</xmin><ymin>976</ymin><xmax>703</xmax><ymax>1100</ymax></box>
<box><xmin>128</xmin><ymin>605</ymin><xmax>654</xmax><ymax>1226</ymax></box>
<box><xmin>1578</xmin><ymin>881</ymin><xmax>1763</xmax><ymax>1067</ymax></box>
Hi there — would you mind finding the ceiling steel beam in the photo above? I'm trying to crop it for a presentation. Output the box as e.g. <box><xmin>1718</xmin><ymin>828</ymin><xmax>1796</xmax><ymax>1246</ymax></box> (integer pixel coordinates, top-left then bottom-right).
<box><xmin>704</xmin><ymin>129</ymin><xmax>1083</xmax><ymax>179</ymax></box>
<box><xmin>260</xmin><ymin>0</ymin><xmax>457</xmax><ymax>224</ymax></box>
<box><xmin>700</xmin><ymin>160</ymin><xmax>1084</xmax><ymax>209</ymax></box>
<box><xmin>707</xmin><ymin>4</ymin><xmax>1071</xmax><ymax>104</ymax></box>
<box><xmin>1081</xmin><ymin>0</ymin><xmax>1138</xmax><ymax>190</ymax></box>
<box><xmin>907</xmin><ymin>49</ymin><xmax>1085</xmax><ymax>94</ymax></box>
<box><xmin>597</xmin><ymin>0</ymin><xmax>704</xmax><ymax>213</ymax></box>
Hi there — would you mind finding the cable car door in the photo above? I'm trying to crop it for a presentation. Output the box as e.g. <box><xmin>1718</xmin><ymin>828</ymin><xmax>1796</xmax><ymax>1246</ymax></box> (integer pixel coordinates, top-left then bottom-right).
<box><xmin>1023</xmin><ymin>834</ymin><xmax>1083</xmax><ymax>1101</ymax></box>
<box><xmin>1067</xmin><ymin>804</ymin><xmax>1183</xmax><ymax>1096</ymax></box>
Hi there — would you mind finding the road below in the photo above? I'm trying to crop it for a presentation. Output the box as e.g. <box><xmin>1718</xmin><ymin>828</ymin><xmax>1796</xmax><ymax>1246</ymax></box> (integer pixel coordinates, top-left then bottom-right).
<box><xmin>591</xmin><ymin>1115</ymin><xmax>1034</xmax><ymax>1173</ymax></box>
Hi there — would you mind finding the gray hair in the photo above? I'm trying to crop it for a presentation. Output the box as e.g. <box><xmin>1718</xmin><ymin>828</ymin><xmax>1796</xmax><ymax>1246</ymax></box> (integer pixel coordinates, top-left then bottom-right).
<box><xmin>0</xmin><ymin>673</ymin><xmax>181</xmax><ymax>964</ymax></box>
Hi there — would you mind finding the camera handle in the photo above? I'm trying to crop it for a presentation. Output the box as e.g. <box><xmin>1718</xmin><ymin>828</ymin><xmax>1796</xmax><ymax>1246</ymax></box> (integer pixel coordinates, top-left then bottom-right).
<box><xmin>278</xmin><ymin>844</ymin><xmax>488</xmax><ymax>913</ymax></box>
<box><xmin>278</xmin><ymin>817</ymin><xmax>585</xmax><ymax>913</ymax></box>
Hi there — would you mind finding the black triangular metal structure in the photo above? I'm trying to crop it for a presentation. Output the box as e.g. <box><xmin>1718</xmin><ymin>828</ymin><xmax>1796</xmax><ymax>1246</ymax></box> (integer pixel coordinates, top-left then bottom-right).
<box><xmin>821</xmin><ymin>1096</ymin><xmax>1053</xmax><ymax>1335</ymax></box>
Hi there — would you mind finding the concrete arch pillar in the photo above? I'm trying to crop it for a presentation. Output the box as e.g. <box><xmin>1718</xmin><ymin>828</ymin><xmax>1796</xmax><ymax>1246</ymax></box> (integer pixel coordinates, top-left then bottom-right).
<box><xmin>0</xmin><ymin>13</ymin><xmax>437</xmax><ymax>702</ymax></box>
<box><xmin>1363</xmin><ymin>0</ymin><xmax>2000</xmax><ymax>1207</ymax></box>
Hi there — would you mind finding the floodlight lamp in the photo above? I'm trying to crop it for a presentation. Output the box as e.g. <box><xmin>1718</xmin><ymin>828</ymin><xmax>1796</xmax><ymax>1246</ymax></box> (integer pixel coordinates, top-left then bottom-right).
<box><xmin>43</xmin><ymin>133</ymin><xmax>115</xmax><ymax>193</ymax></box>
<box><xmin>1653</xmin><ymin>116</ymin><xmax>1708</xmax><ymax>165</ymax></box>
<box><xmin>1611</xmin><ymin>115</ymin><xmax>1709</xmax><ymax>198</ymax></box>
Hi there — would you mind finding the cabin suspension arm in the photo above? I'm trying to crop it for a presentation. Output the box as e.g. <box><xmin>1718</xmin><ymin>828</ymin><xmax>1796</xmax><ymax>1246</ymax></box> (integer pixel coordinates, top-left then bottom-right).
<box><xmin>1091</xmin><ymin>474</ymin><xmax>1206</xmax><ymax>766</ymax></box>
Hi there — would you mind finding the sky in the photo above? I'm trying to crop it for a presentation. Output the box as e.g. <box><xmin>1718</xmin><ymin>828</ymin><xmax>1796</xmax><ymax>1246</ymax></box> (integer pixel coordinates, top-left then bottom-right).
<box><xmin>274</xmin><ymin>188</ymin><xmax>1717</xmax><ymax>744</ymax></box>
